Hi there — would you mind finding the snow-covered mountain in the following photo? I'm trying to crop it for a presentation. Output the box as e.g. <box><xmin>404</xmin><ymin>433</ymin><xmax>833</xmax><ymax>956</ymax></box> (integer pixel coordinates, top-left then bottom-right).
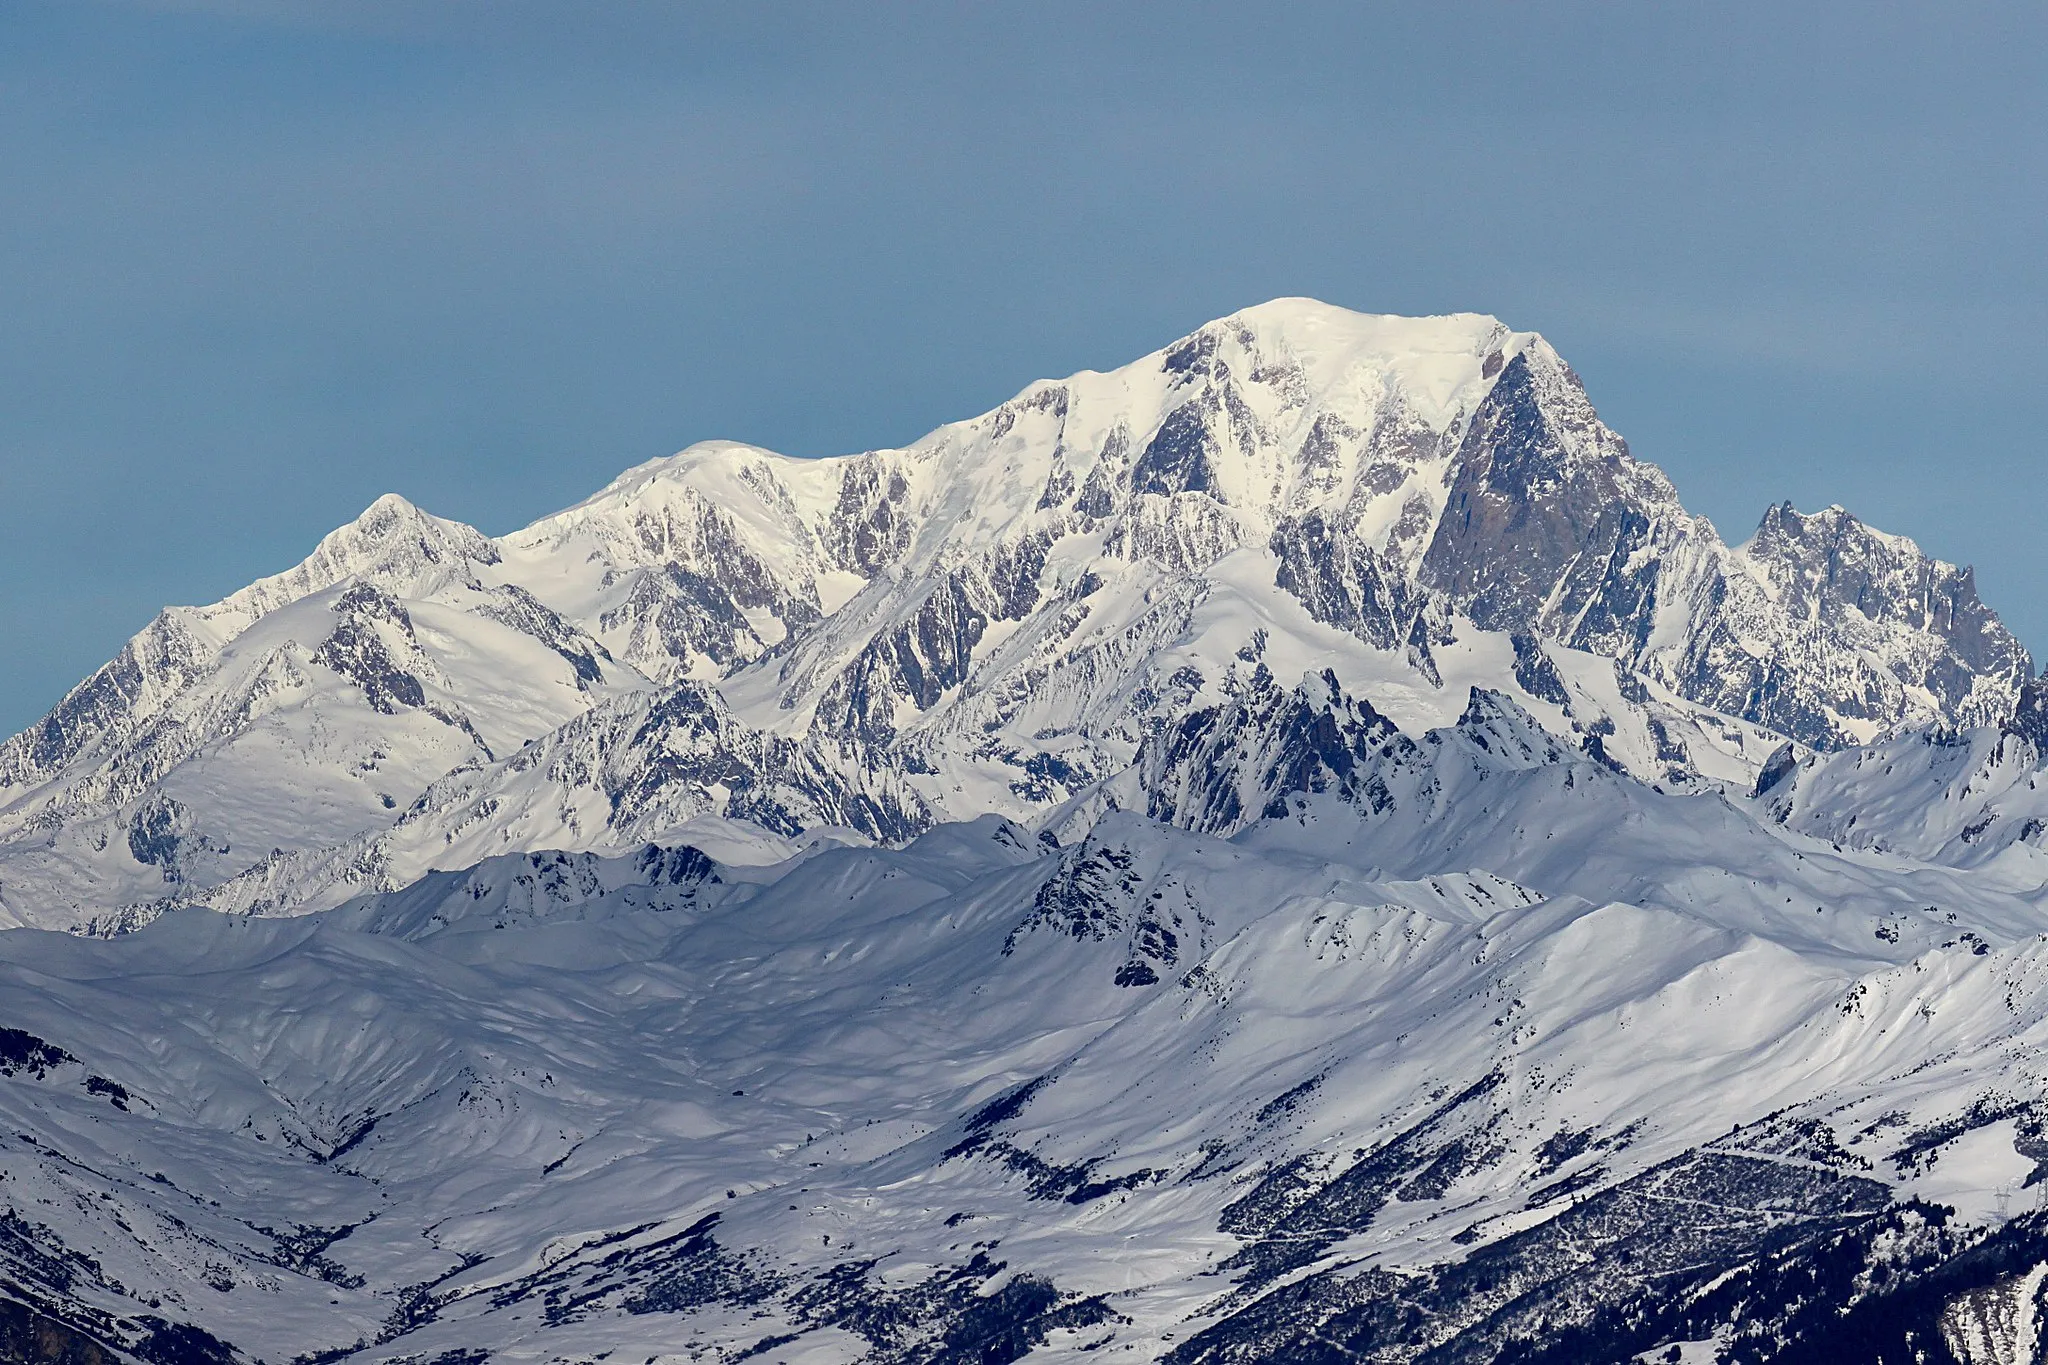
<box><xmin>0</xmin><ymin>495</ymin><xmax>649</xmax><ymax>928</ymax></box>
<box><xmin>0</xmin><ymin>299</ymin><xmax>2024</xmax><ymax>929</ymax></box>
<box><xmin>3</xmin><ymin>299</ymin><xmax>2048</xmax><ymax>1363</ymax></box>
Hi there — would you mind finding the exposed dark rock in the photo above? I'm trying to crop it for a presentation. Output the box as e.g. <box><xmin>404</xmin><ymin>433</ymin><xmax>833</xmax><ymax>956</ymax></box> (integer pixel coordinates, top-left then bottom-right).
<box><xmin>1752</xmin><ymin>742</ymin><xmax>1799</xmax><ymax>798</ymax></box>
<box><xmin>1679</xmin><ymin>504</ymin><xmax>2029</xmax><ymax>749</ymax></box>
<box><xmin>1421</xmin><ymin>351</ymin><xmax>1663</xmax><ymax>661</ymax></box>
<box><xmin>1141</xmin><ymin>669</ymin><xmax>1417</xmax><ymax>835</ymax></box>
<box><xmin>1134</xmin><ymin>399</ymin><xmax>1222</xmax><ymax>499</ymax></box>
<box><xmin>2005</xmin><ymin>674</ymin><xmax>2048</xmax><ymax>752</ymax></box>
<box><xmin>790</xmin><ymin>1252</ymin><xmax>1117</xmax><ymax>1365</ymax></box>
<box><xmin>0</xmin><ymin>1300</ymin><xmax>122</xmax><ymax>1365</ymax></box>
<box><xmin>1</xmin><ymin>611</ymin><xmax>212</xmax><ymax>787</ymax></box>
<box><xmin>1509</xmin><ymin>633</ymin><xmax>1570</xmax><ymax>708</ymax></box>
<box><xmin>619</xmin><ymin>1214</ymin><xmax>785</xmax><ymax>1316</ymax></box>
<box><xmin>1219</xmin><ymin>1072</ymin><xmax>1507</xmax><ymax>1289</ymax></box>
<box><xmin>312</xmin><ymin>585</ymin><xmax>429</xmax><ymax>714</ymax></box>
<box><xmin>1178</xmin><ymin>1123</ymin><xmax>1901</xmax><ymax>1365</ymax></box>
<box><xmin>0</xmin><ymin>1028</ymin><xmax>74</xmax><ymax>1078</ymax></box>
<box><xmin>827</xmin><ymin>463</ymin><xmax>915</xmax><ymax>575</ymax></box>
<box><xmin>1271</xmin><ymin>512</ymin><xmax>1425</xmax><ymax>652</ymax></box>
<box><xmin>132</xmin><ymin>1317</ymin><xmax>240</xmax><ymax>1365</ymax></box>
<box><xmin>593</xmin><ymin>682</ymin><xmax>928</xmax><ymax>844</ymax></box>
<box><xmin>814</xmin><ymin>573</ymin><xmax>989</xmax><ymax>744</ymax></box>
<box><xmin>601</xmin><ymin>563</ymin><xmax>755</xmax><ymax>673</ymax></box>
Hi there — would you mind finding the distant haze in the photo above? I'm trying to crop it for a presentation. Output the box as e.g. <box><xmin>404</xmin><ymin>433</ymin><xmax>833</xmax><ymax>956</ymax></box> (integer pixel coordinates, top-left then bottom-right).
<box><xmin>2</xmin><ymin>1</ymin><xmax>2043</xmax><ymax>733</ymax></box>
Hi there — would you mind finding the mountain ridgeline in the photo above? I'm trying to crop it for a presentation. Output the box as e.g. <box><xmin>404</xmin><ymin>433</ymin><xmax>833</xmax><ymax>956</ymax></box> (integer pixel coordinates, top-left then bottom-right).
<box><xmin>0</xmin><ymin>300</ymin><xmax>2027</xmax><ymax>927</ymax></box>
<box><xmin>2</xmin><ymin>302</ymin><xmax>2048</xmax><ymax>1365</ymax></box>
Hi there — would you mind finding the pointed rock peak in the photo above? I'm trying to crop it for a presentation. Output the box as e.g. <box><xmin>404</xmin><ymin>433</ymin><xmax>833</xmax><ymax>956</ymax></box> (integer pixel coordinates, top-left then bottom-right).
<box><xmin>203</xmin><ymin>493</ymin><xmax>500</xmax><ymax>630</ymax></box>
<box><xmin>1757</xmin><ymin>499</ymin><xmax>1848</xmax><ymax>532</ymax></box>
<box><xmin>355</xmin><ymin>489</ymin><xmax>424</xmax><ymax>522</ymax></box>
<box><xmin>1751</xmin><ymin>741</ymin><xmax>1800</xmax><ymax>798</ymax></box>
<box><xmin>1295</xmin><ymin>668</ymin><xmax>1407</xmax><ymax>743</ymax></box>
<box><xmin>1748</xmin><ymin>501</ymin><xmax>1919</xmax><ymax>559</ymax></box>
<box><xmin>330</xmin><ymin>491</ymin><xmax>498</xmax><ymax>564</ymax></box>
<box><xmin>1456</xmin><ymin>686</ymin><xmax>1538</xmax><ymax>731</ymax></box>
<box><xmin>319</xmin><ymin>491</ymin><xmax>493</xmax><ymax>567</ymax></box>
<box><xmin>2004</xmin><ymin>676</ymin><xmax>2048</xmax><ymax>756</ymax></box>
<box><xmin>1294</xmin><ymin>666</ymin><xmax>1346</xmax><ymax>713</ymax></box>
<box><xmin>1738</xmin><ymin>500</ymin><xmax>2019</xmax><ymax>647</ymax></box>
<box><xmin>1445</xmin><ymin>688</ymin><xmax>1570</xmax><ymax>768</ymax></box>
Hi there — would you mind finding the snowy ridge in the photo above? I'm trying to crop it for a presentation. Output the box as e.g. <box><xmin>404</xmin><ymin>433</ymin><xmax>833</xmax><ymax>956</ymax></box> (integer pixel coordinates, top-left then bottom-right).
<box><xmin>0</xmin><ymin>498</ymin><xmax>650</xmax><ymax>929</ymax></box>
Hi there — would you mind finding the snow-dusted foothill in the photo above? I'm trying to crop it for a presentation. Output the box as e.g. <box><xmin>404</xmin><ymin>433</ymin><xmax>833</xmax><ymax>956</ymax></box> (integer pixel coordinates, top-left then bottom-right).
<box><xmin>7</xmin><ymin>771</ymin><xmax>2048</xmax><ymax>1362</ymax></box>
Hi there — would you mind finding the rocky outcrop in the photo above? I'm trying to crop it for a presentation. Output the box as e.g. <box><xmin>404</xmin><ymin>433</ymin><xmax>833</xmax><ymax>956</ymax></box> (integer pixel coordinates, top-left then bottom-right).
<box><xmin>1140</xmin><ymin>669</ymin><xmax>1418</xmax><ymax>834</ymax></box>
<box><xmin>1680</xmin><ymin>503</ymin><xmax>2030</xmax><ymax>748</ymax></box>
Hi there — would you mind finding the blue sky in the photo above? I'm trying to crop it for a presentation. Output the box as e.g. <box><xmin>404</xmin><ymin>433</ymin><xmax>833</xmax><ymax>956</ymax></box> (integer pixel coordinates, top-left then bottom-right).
<box><xmin>2</xmin><ymin>2</ymin><xmax>2043</xmax><ymax>733</ymax></box>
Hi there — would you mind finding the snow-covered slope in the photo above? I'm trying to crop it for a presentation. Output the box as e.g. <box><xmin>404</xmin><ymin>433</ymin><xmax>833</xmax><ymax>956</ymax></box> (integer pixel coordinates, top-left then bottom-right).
<box><xmin>7</xmin><ymin>751</ymin><xmax>2048</xmax><ymax>1363</ymax></box>
<box><xmin>0</xmin><ymin>495</ymin><xmax>651</xmax><ymax>930</ymax></box>
<box><xmin>1747</xmin><ymin>680</ymin><xmax>2048</xmax><ymax>877</ymax></box>
<box><xmin>0</xmin><ymin>459</ymin><xmax>817</xmax><ymax>924</ymax></box>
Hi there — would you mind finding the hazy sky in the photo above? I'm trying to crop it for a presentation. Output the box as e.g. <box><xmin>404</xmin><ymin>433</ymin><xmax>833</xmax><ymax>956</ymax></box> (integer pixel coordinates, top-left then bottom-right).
<box><xmin>3</xmin><ymin>2</ymin><xmax>2044</xmax><ymax>733</ymax></box>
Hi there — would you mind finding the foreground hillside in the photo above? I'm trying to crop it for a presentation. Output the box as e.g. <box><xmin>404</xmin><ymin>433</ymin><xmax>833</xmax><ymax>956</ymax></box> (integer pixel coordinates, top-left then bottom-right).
<box><xmin>6</xmin><ymin>706</ymin><xmax>2048</xmax><ymax>1362</ymax></box>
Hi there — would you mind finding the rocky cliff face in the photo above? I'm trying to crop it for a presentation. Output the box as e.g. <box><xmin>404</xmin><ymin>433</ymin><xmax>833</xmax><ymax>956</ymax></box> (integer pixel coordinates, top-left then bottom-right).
<box><xmin>1683</xmin><ymin>502</ymin><xmax>2027</xmax><ymax>749</ymax></box>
